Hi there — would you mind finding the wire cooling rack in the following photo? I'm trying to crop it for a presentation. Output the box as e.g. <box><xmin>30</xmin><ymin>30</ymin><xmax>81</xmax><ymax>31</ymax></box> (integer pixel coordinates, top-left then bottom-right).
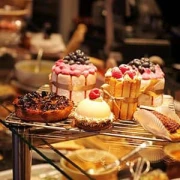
<box><xmin>3</xmin><ymin>112</ymin><xmax>168</xmax><ymax>143</ymax></box>
<box><xmin>1</xmin><ymin>84</ymin><xmax>174</xmax><ymax>144</ymax></box>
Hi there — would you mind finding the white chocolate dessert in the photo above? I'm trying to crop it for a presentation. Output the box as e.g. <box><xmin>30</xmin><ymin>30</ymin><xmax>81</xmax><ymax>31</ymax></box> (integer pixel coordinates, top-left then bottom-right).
<box><xmin>103</xmin><ymin>64</ymin><xmax>141</xmax><ymax>120</ymax></box>
<box><xmin>73</xmin><ymin>88</ymin><xmax>114</xmax><ymax>131</ymax></box>
<box><xmin>128</xmin><ymin>58</ymin><xmax>165</xmax><ymax>107</ymax></box>
<box><xmin>49</xmin><ymin>50</ymin><xmax>97</xmax><ymax>105</ymax></box>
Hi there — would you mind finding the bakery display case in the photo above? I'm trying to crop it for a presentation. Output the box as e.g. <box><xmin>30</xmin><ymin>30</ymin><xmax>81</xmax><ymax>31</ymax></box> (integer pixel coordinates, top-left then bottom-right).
<box><xmin>0</xmin><ymin>0</ymin><xmax>180</xmax><ymax>179</ymax></box>
<box><xmin>0</xmin><ymin>84</ymin><xmax>179</xmax><ymax>180</ymax></box>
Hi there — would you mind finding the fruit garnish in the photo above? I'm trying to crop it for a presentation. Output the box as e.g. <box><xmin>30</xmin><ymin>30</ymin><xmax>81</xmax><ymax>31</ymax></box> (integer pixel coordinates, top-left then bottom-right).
<box><xmin>112</xmin><ymin>67</ymin><xmax>122</xmax><ymax>78</ymax></box>
<box><xmin>63</xmin><ymin>49</ymin><xmax>90</xmax><ymax>65</ymax></box>
<box><xmin>89</xmin><ymin>88</ymin><xmax>101</xmax><ymax>100</ymax></box>
<box><xmin>125</xmin><ymin>70</ymin><xmax>136</xmax><ymax>79</ymax></box>
<box><xmin>119</xmin><ymin>64</ymin><xmax>131</xmax><ymax>74</ymax></box>
<box><xmin>144</xmin><ymin>68</ymin><xmax>151</xmax><ymax>74</ymax></box>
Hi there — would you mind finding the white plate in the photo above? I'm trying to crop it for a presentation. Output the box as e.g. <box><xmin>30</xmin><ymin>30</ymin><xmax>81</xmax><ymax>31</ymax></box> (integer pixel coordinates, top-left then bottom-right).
<box><xmin>0</xmin><ymin>164</ymin><xmax>62</xmax><ymax>180</ymax></box>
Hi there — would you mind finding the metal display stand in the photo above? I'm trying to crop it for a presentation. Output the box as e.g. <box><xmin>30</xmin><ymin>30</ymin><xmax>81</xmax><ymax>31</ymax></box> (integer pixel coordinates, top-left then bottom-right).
<box><xmin>12</xmin><ymin>127</ymin><xmax>32</xmax><ymax>180</ymax></box>
<box><xmin>0</xmin><ymin>85</ymin><xmax>175</xmax><ymax>180</ymax></box>
<box><xmin>0</xmin><ymin>111</ymin><xmax>170</xmax><ymax>180</ymax></box>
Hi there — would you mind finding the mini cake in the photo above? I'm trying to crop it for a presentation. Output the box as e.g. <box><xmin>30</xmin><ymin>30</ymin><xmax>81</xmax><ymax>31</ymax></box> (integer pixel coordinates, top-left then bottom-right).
<box><xmin>49</xmin><ymin>50</ymin><xmax>97</xmax><ymax>105</ymax></box>
<box><xmin>103</xmin><ymin>64</ymin><xmax>141</xmax><ymax>120</ymax></box>
<box><xmin>73</xmin><ymin>88</ymin><xmax>114</xmax><ymax>131</ymax></box>
<box><xmin>128</xmin><ymin>57</ymin><xmax>165</xmax><ymax>107</ymax></box>
<box><xmin>13</xmin><ymin>91</ymin><xmax>73</xmax><ymax>122</ymax></box>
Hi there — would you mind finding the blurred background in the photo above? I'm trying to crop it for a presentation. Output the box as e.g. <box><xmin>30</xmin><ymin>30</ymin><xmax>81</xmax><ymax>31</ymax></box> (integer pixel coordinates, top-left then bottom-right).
<box><xmin>0</xmin><ymin>0</ymin><xmax>179</xmax><ymax>63</ymax></box>
<box><xmin>0</xmin><ymin>0</ymin><xmax>179</xmax><ymax>92</ymax></box>
<box><xmin>0</xmin><ymin>0</ymin><xmax>180</xmax><ymax>179</ymax></box>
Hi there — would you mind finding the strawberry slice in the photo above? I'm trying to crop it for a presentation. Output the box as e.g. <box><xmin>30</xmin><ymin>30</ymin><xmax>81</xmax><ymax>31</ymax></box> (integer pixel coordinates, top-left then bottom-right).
<box><xmin>89</xmin><ymin>88</ymin><xmax>101</xmax><ymax>99</ymax></box>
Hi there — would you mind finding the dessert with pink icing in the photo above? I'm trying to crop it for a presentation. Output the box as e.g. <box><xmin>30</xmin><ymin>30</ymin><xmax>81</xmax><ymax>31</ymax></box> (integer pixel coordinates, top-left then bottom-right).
<box><xmin>128</xmin><ymin>57</ymin><xmax>165</xmax><ymax>107</ymax></box>
<box><xmin>49</xmin><ymin>50</ymin><xmax>97</xmax><ymax>104</ymax></box>
<box><xmin>73</xmin><ymin>88</ymin><xmax>114</xmax><ymax>131</ymax></box>
<box><xmin>103</xmin><ymin>64</ymin><xmax>141</xmax><ymax>120</ymax></box>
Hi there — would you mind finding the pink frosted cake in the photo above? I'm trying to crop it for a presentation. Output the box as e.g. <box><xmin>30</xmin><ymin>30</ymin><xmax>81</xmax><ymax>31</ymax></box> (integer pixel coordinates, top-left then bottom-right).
<box><xmin>49</xmin><ymin>50</ymin><xmax>97</xmax><ymax>104</ymax></box>
<box><xmin>128</xmin><ymin>58</ymin><xmax>165</xmax><ymax>107</ymax></box>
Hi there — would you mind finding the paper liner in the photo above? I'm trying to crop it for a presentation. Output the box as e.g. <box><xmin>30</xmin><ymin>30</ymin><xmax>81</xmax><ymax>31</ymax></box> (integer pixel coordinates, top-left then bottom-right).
<box><xmin>138</xmin><ymin>147</ymin><xmax>165</xmax><ymax>163</ymax></box>
<box><xmin>138</xmin><ymin>78</ymin><xmax>165</xmax><ymax>107</ymax></box>
<box><xmin>133</xmin><ymin>109</ymin><xmax>171</xmax><ymax>140</ymax></box>
<box><xmin>155</xmin><ymin>106</ymin><xmax>180</xmax><ymax>124</ymax></box>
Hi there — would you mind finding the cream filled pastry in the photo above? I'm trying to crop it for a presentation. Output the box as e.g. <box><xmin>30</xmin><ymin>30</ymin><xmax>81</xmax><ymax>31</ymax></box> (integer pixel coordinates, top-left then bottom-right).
<box><xmin>103</xmin><ymin>64</ymin><xmax>141</xmax><ymax>120</ymax></box>
<box><xmin>73</xmin><ymin>88</ymin><xmax>114</xmax><ymax>131</ymax></box>
<box><xmin>49</xmin><ymin>49</ymin><xmax>97</xmax><ymax>104</ymax></box>
<box><xmin>128</xmin><ymin>57</ymin><xmax>165</xmax><ymax>107</ymax></box>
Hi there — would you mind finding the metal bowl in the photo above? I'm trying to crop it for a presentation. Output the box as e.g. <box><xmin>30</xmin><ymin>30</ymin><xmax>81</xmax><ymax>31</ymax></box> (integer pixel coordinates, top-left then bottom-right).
<box><xmin>14</xmin><ymin>60</ymin><xmax>54</xmax><ymax>88</ymax></box>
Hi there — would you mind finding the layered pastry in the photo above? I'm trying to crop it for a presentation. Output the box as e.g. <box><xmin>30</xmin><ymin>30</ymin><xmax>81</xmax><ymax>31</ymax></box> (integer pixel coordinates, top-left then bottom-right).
<box><xmin>49</xmin><ymin>49</ymin><xmax>97</xmax><ymax>105</ymax></box>
<box><xmin>103</xmin><ymin>64</ymin><xmax>141</xmax><ymax>120</ymax></box>
<box><xmin>73</xmin><ymin>88</ymin><xmax>114</xmax><ymax>131</ymax></box>
<box><xmin>128</xmin><ymin>58</ymin><xmax>165</xmax><ymax>107</ymax></box>
<box><xmin>13</xmin><ymin>91</ymin><xmax>73</xmax><ymax>122</ymax></box>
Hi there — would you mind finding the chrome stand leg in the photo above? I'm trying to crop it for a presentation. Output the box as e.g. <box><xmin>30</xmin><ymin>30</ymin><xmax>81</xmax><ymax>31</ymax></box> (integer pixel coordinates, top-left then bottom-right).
<box><xmin>12</xmin><ymin>128</ymin><xmax>32</xmax><ymax>180</ymax></box>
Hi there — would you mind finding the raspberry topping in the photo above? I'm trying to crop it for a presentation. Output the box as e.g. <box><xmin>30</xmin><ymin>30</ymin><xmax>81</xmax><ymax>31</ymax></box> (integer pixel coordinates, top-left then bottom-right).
<box><xmin>124</xmin><ymin>70</ymin><xmax>136</xmax><ymax>79</ymax></box>
<box><xmin>112</xmin><ymin>67</ymin><xmax>122</xmax><ymax>78</ymax></box>
<box><xmin>89</xmin><ymin>88</ymin><xmax>101</xmax><ymax>100</ymax></box>
<box><xmin>119</xmin><ymin>64</ymin><xmax>131</xmax><ymax>74</ymax></box>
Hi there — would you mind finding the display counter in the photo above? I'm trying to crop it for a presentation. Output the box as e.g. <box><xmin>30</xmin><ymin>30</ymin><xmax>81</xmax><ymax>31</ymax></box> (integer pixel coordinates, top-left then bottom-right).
<box><xmin>0</xmin><ymin>85</ymin><xmax>180</xmax><ymax>180</ymax></box>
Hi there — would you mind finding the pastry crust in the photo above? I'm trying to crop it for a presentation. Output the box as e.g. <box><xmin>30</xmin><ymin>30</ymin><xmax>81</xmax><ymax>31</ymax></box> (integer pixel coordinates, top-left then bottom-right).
<box><xmin>13</xmin><ymin>91</ymin><xmax>73</xmax><ymax>122</ymax></box>
<box><xmin>152</xmin><ymin>111</ymin><xmax>180</xmax><ymax>141</ymax></box>
<box><xmin>73</xmin><ymin>119</ymin><xmax>112</xmax><ymax>131</ymax></box>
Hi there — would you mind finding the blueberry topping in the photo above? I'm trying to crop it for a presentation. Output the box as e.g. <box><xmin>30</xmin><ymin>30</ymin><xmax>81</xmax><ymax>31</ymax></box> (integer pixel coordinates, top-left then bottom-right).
<box><xmin>16</xmin><ymin>91</ymin><xmax>71</xmax><ymax>111</ymax></box>
<box><xmin>128</xmin><ymin>57</ymin><xmax>156</xmax><ymax>74</ymax></box>
<box><xmin>63</xmin><ymin>49</ymin><xmax>90</xmax><ymax>65</ymax></box>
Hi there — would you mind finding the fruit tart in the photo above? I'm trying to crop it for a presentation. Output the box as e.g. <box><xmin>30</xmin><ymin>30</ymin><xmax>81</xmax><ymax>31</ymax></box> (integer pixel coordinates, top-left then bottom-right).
<box><xmin>13</xmin><ymin>91</ymin><xmax>74</xmax><ymax>122</ymax></box>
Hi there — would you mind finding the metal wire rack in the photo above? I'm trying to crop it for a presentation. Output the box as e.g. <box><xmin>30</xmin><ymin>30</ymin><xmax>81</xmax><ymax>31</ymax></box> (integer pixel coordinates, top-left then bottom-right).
<box><xmin>4</xmin><ymin>112</ymin><xmax>168</xmax><ymax>143</ymax></box>
<box><xmin>0</xmin><ymin>84</ymin><xmax>176</xmax><ymax>180</ymax></box>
